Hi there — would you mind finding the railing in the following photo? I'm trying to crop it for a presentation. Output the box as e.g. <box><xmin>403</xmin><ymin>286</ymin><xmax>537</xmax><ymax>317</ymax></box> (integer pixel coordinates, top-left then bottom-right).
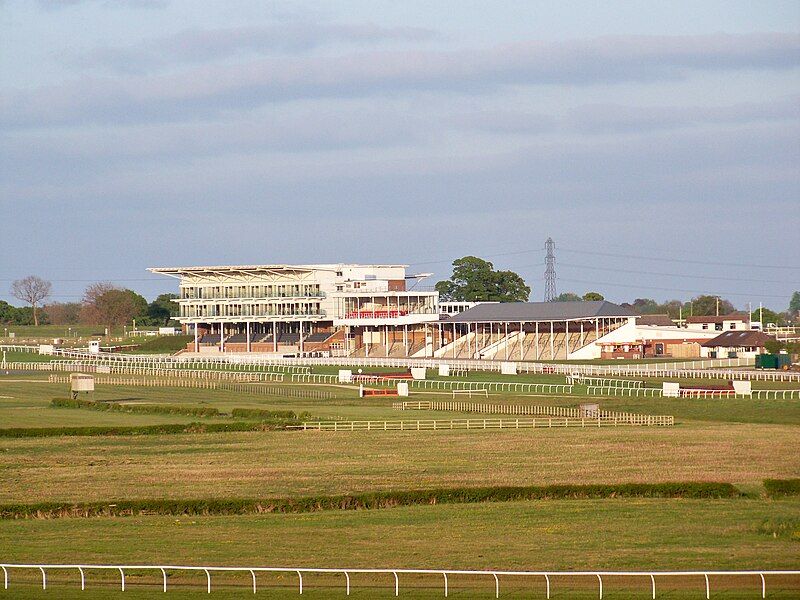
<box><xmin>568</xmin><ymin>376</ymin><xmax>643</xmax><ymax>388</ymax></box>
<box><xmin>292</xmin><ymin>415</ymin><xmax>673</xmax><ymax>431</ymax></box>
<box><xmin>393</xmin><ymin>401</ymin><xmax>673</xmax><ymax>424</ymax></box>
<box><xmin>0</xmin><ymin>344</ymin><xmax>39</xmax><ymax>353</ymax></box>
<box><xmin>750</xmin><ymin>389</ymin><xmax>800</xmax><ymax>399</ymax></box>
<box><xmin>586</xmin><ymin>386</ymin><xmax>664</xmax><ymax>397</ymax></box>
<box><xmin>4</xmin><ymin>563</ymin><xmax>791</xmax><ymax>597</ymax></box>
<box><xmin>452</xmin><ymin>389</ymin><xmax>489</xmax><ymax>398</ymax></box>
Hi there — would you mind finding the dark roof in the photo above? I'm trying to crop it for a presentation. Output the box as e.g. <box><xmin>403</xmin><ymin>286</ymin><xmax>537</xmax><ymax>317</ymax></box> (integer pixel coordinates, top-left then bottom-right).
<box><xmin>446</xmin><ymin>301</ymin><xmax>635</xmax><ymax>323</ymax></box>
<box><xmin>636</xmin><ymin>314</ymin><xmax>676</xmax><ymax>327</ymax></box>
<box><xmin>686</xmin><ymin>313</ymin><xmax>749</xmax><ymax>324</ymax></box>
<box><xmin>701</xmin><ymin>330</ymin><xmax>774</xmax><ymax>348</ymax></box>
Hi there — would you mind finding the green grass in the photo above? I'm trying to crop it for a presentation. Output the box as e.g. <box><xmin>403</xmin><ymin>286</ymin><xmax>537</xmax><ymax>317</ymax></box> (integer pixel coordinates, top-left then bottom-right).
<box><xmin>130</xmin><ymin>335</ymin><xmax>193</xmax><ymax>354</ymax></box>
<box><xmin>0</xmin><ymin>499</ymin><xmax>798</xmax><ymax>598</ymax></box>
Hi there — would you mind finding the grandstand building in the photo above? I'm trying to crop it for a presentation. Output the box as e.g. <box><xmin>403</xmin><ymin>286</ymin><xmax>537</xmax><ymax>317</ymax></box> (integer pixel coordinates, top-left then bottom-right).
<box><xmin>148</xmin><ymin>264</ymin><xmax>439</xmax><ymax>355</ymax></box>
<box><xmin>148</xmin><ymin>263</ymin><xmax>646</xmax><ymax>360</ymax></box>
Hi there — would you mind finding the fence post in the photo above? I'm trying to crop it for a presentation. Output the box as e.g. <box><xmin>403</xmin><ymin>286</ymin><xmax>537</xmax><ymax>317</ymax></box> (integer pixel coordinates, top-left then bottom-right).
<box><xmin>297</xmin><ymin>570</ymin><xmax>303</xmax><ymax>594</ymax></box>
<box><xmin>161</xmin><ymin>567</ymin><xmax>167</xmax><ymax>592</ymax></box>
<box><xmin>344</xmin><ymin>571</ymin><xmax>350</xmax><ymax>596</ymax></box>
<box><xmin>119</xmin><ymin>567</ymin><xmax>126</xmax><ymax>591</ymax></box>
<box><xmin>493</xmin><ymin>573</ymin><xmax>499</xmax><ymax>598</ymax></box>
<box><xmin>39</xmin><ymin>567</ymin><xmax>46</xmax><ymax>590</ymax></box>
<box><xmin>393</xmin><ymin>571</ymin><xmax>399</xmax><ymax>597</ymax></box>
<box><xmin>650</xmin><ymin>574</ymin><xmax>655</xmax><ymax>599</ymax></box>
<box><xmin>545</xmin><ymin>574</ymin><xmax>550</xmax><ymax>599</ymax></box>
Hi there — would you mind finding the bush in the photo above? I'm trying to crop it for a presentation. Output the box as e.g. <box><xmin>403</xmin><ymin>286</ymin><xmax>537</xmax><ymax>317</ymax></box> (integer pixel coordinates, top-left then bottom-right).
<box><xmin>131</xmin><ymin>335</ymin><xmax>193</xmax><ymax>354</ymax></box>
<box><xmin>231</xmin><ymin>408</ymin><xmax>297</xmax><ymax>420</ymax></box>
<box><xmin>764</xmin><ymin>479</ymin><xmax>800</xmax><ymax>497</ymax></box>
<box><xmin>0</xmin><ymin>421</ymin><xmax>285</xmax><ymax>439</ymax></box>
<box><xmin>0</xmin><ymin>482</ymin><xmax>741</xmax><ymax>519</ymax></box>
<box><xmin>50</xmin><ymin>397</ymin><xmax>220</xmax><ymax>418</ymax></box>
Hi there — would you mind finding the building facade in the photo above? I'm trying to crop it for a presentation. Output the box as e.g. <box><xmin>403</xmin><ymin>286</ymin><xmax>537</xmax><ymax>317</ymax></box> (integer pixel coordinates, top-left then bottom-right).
<box><xmin>149</xmin><ymin>264</ymin><xmax>438</xmax><ymax>354</ymax></box>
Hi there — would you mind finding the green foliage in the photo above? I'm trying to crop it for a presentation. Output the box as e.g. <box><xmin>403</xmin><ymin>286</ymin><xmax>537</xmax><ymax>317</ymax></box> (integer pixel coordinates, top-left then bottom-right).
<box><xmin>582</xmin><ymin>292</ymin><xmax>604</xmax><ymax>301</ymax></box>
<box><xmin>435</xmin><ymin>256</ymin><xmax>530</xmax><ymax>302</ymax></box>
<box><xmin>553</xmin><ymin>292</ymin><xmax>581</xmax><ymax>302</ymax></box>
<box><xmin>0</xmin><ymin>421</ymin><xmax>287</xmax><ymax>439</ymax></box>
<box><xmin>763</xmin><ymin>339</ymin><xmax>785</xmax><ymax>355</ymax></box>
<box><xmin>92</xmin><ymin>288</ymin><xmax>149</xmax><ymax>327</ymax></box>
<box><xmin>231</xmin><ymin>408</ymin><xmax>298</xmax><ymax>420</ymax></box>
<box><xmin>0</xmin><ymin>482</ymin><xmax>741</xmax><ymax>519</ymax></box>
<box><xmin>688</xmin><ymin>294</ymin><xmax>735</xmax><ymax>317</ymax></box>
<box><xmin>0</xmin><ymin>301</ymin><xmax>43</xmax><ymax>325</ymax></box>
<box><xmin>790</xmin><ymin>291</ymin><xmax>800</xmax><ymax>315</ymax></box>
<box><xmin>764</xmin><ymin>479</ymin><xmax>800</xmax><ymax>497</ymax></box>
<box><xmin>146</xmin><ymin>293</ymin><xmax>180</xmax><ymax>326</ymax></box>
<box><xmin>50</xmin><ymin>397</ymin><xmax>221</xmax><ymax>417</ymax></box>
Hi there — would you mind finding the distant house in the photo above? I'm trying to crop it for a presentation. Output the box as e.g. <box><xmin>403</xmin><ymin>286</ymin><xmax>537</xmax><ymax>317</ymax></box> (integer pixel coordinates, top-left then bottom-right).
<box><xmin>684</xmin><ymin>313</ymin><xmax>756</xmax><ymax>333</ymax></box>
<box><xmin>700</xmin><ymin>330</ymin><xmax>775</xmax><ymax>359</ymax></box>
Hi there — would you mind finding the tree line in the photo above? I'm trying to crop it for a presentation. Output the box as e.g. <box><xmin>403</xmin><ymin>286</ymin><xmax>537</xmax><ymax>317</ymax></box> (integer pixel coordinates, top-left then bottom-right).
<box><xmin>2</xmin><ymin>275</ymin><xmax>178</xmax><ymax>328</ymax></box>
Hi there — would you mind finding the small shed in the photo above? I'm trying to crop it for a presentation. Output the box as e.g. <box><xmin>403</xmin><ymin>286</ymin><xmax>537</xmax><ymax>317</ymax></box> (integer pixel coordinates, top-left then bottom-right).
<box><xmin>70</xmin><ymin>373</ymin><xmax>95</xmax><ymax>399</ymax></box>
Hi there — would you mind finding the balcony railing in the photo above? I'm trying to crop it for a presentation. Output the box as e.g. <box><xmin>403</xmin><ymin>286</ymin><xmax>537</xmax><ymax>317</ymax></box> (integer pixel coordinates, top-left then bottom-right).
<box><xmin>180</xmin><ymin>291</ymin><xmax>325</xmax><ymax>301</ymax></box>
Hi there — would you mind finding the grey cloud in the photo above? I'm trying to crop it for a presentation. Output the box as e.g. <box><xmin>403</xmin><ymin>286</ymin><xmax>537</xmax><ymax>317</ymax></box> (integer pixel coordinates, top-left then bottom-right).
<box><xmin>2</xmin><ymin>33</ymin><xmax>798</xmax><ymax>131</ymax></box>
<box><xmin>452</xmin><ymin>97</ymin><xmax>800</xmax><ymax>136</ymax></box>
<box><xmin>0</xmin><ymin>108</ymin><xmax>426</xmax><ymax>184</ymax></box>
<box><xmin>77</xmin><ymin>23</ymin><xmax>438</xmax><ymax>74</ymax></box>
<box><xmin>38</xmin><ymin>0</ymin><xmax>167</xmax><ymax>9</ymax></box>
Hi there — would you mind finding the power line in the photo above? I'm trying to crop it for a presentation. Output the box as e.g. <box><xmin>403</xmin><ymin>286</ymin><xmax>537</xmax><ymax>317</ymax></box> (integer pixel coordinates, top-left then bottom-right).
<box><xmin>555</xmin><ymin>262</ymin><xmax>799</xmax><ymax>286</ymax></box>
<box><xmin>557</xmin><ymin>277</ymin><xmax>792</xmax><ymax>300</ymax></box>
<box><xmin>558</xmin><ymin>247</ymin><xmax>800</xmax><ymax>271</ymax></box>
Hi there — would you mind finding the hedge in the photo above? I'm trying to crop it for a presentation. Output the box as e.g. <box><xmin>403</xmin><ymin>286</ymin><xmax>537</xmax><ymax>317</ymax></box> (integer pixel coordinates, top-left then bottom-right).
<box><xmin>0</xmin><ymin>421</ymin><xmax>290</xmax><ymax>438</ymax></box>
<box><xmin>764</xmin><ymin>479</ymin><xmax>800</xmax><ymax>497</ymax></box>
<box><xmin>0</xmin><ymin>482</ymin><xmax>741</xmax><ymax>519</ymax></box>
<box><xmin>50</xmin><ymin>397</ymin><xmax>221</xmax><ymax>418</ymax></box>
<box><xmin>231</xmin><ymin>408</ymin><xmax>297</xmax><ymax>420</ymax></box>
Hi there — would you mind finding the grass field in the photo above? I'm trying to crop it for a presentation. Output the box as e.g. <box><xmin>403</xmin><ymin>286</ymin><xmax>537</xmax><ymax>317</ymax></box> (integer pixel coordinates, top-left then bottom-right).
<box><xmin>1</xmin><ymin>355</ymin><xmax>798</xmax><ymax>598</ymax></box>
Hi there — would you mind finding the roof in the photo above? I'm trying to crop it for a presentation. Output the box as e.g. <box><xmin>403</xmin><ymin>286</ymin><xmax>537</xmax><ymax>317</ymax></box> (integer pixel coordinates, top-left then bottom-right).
<box><xmin>686</xmin><ymin>313</ymin><xmax>749</xmax><ymax>324</ymax></box>
<box><xmin>636</xmin><ymin>314</ymin><xmax>676</xmax><ymax>327</ymax></box>
<box><xmin>701</xmin><ymin>330</ymin><xmax>774</xmax><ymax>348</ymax></box>
<box><xmin>446</xmin><ymin>301</ymin><xmax>636</xmax><ymax>323</ymax></box>
<box><xmin>148</xmin><ymin>264</ymin><xmax>411</xmax><ymax>278</ymax></box>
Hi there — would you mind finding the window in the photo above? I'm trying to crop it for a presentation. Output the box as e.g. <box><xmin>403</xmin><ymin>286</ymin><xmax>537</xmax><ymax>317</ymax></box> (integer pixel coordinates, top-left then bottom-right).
<box><xmin>336</xmin><ymin>271</ymin><xmax>343</xmax><ymax>277</ymax></box>
<box><xmin>715</xmin><ymin>323</ymin><xmax>723</xmax><ymax>331</ymax></box>
<box><xmin>702</xmin><ymin>323</ymin><xmax>708</xmax><ymax>330</ymax></box>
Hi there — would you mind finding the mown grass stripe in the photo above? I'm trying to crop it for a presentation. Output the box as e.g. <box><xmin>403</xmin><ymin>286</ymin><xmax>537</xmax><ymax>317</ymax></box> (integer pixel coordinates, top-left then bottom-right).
<box><xmin>0</xmin><ymin>482</ymin><xmax>741</xmax><ymax>520</ymax></box>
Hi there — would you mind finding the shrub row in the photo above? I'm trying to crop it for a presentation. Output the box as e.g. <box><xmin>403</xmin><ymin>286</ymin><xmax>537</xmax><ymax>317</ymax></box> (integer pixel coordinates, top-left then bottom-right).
<box><xmin>231</xmin><ymin>407</ymin><xmax>297</xmax><ymax>420</ymax></box>
<box><xmin>764</xmin><ymin>479</ymin><xmax>800</xmax><ymax>497</ymax></box>
<box><xmin>0</xmin><ymin>482</ymin><xmax>741</xmax><ymax>520</ymax></box>
<box><xmin>0</xmin><ymin>421</ymin><xmax>288</xmax><ymax>439</ymax></box>
<box><xmin>50</xmin><ymin>397</ymin><xmax>221</xmax><ymax>417</ymax></box>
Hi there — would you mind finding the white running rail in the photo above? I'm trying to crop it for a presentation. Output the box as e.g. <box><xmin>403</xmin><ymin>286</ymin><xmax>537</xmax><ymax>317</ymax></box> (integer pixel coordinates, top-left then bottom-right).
<box><xmin>0</xmin><ymin>564</ymin><xmax>796</xmax><ymax>598</ymax></box>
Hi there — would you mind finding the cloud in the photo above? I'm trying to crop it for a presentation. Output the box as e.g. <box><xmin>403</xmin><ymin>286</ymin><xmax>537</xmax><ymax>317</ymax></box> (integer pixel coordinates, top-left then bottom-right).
<box><xmin>2</xmin><ymin>33</ymin><xmax>798</xmax><ymax>131</ymax></box>
<box><xmin>37</xmin><ymin>0</ymin><xmax>167</xmax><ymax>9</ymax></box>
<box><xmin>451</xmin><ymin>97</ymin><xmax>800</xmax><ymax>136</ymax></box>
<box><xmin>77</xmin><ymin>23</ymin><xmax>438</xmax><ymax>74</ymax></box>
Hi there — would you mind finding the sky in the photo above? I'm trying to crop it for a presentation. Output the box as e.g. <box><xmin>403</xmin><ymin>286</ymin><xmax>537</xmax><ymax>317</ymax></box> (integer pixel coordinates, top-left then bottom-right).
<box><xmin>1</xmin><ymin>0</ymin><xmax>799</xmax><ymax>310</ymax></box>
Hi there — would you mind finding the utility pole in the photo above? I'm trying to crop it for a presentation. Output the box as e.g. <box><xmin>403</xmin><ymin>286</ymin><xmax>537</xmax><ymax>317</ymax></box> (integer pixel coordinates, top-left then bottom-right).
<box><xmin>715</xmin><ymin>296</ymin><xmax>719</xmax><ymax>317</ymax></box>
<box><xmin>544</xmin><ymin>238</ymin><xmax>557</xmax><ymax>302</ymax></box>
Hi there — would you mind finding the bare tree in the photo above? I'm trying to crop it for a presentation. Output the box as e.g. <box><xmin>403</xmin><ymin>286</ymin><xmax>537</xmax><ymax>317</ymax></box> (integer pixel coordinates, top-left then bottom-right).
<box><xmin>11</xmin><ymin>275</ymin><xmax>52</xmax><ymax>326</ymax></box>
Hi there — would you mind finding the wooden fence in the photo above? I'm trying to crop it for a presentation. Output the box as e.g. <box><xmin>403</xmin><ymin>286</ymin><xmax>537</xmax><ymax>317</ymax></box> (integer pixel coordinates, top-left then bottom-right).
<box><xmin>393</xmin><ymin>401</ymin><xmax>673</xmax><ymax>425</ymax></box>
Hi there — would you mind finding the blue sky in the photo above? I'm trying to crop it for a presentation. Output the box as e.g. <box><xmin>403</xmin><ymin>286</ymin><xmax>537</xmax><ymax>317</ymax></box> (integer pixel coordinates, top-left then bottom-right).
<box><xmin>1</xmin><ymin>1</ymin><xmax>799</xmax><ymax>309</ymax></box>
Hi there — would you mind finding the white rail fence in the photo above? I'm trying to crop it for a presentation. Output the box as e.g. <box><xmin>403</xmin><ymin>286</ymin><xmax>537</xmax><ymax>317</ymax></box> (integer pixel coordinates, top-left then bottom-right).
<box><xmin>0</xmin><ymin>564</ymin><xmax>796</xmax><ymax>598</ymax></box>
<box><xmin>291</xmin><ymin>415</ymin><xmax>674</xmax><ymax>431</ymax></box>
<box><xmin>568</xmin><ymin>376</ymin><xmax>644</xmax><ymax>388</ymax></box>
<box><xmin>393</xmin><ymin>401</ymin><xmax>673</xmax><ymax>425</ymax></box>
<box><xmin>585</xmin><ymin>386</ymin><xmax>664</xmax><ymax>397</ymax></box>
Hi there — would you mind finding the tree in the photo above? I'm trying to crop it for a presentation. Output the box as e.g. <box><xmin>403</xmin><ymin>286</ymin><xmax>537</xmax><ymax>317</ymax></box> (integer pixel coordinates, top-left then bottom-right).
<box><xmin>435</xmin><ymin>256</ymin><xmax>530</xmax><ymax>302</ymax></box>
<box><xmin>764</xmin><ymin>338</ymin><xmax>784</xmax><ymax>355</ymax></box>
<box><xmin>10</xmin><ymin>275</ymin><xmax>52</xmax><ymax>326</ymax></box>
<box><xmin>44</xmin><ymin>302</ymin><xmax>82</xmax><ymax>326</ymax></box>
<box><xmin>582</xmin><ymin>292</ymin><xmax>604</xmax><ymax>301</ymax></box>
<box><xmin>147</xmin><ymin>293</ymin><xmax>180</xmax><ymax>326</ymax></box>
<box><xmin>688</xmin><ymin>295</ymin><xmax>735</xmax><ymax>317</ymax></box>
<box><xmin>553</xmin><ymin>292</ymin><xmax>582</xmax><ymax>302</ymax></box>
<box><xmin>755</xmin><ymin>307</ymin><xmax>782</xmax><ymax>327</ymax></box>
<box><xmin>95</xmin><ymin>289</ymin><xmax>148</xmax><ymax>328</ymax></box>
<box><xmin>790</xmin><ymin>291</ymin><xmax>800</xmax><ymax>316</ymax></box>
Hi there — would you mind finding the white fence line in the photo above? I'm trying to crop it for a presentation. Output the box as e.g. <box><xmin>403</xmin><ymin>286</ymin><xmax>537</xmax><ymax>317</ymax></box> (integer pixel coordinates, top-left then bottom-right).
<box><xmin>394</xmin><ymin>401</ymin><xmax>673</xmax><ymax>424</ymax></box>
<box><xmin>750</xmin><ymin>389</ymin><xmax>800</xmax><ymax>399</ymax></box>
<box><xmin>586</xmin><ymin>386</ymin><xmax>664</xmax><ymax>397</ymax></box>
<box><xmin>0</xmin><ymin>564</ymin><xmax>795</xmax><ymax>598</ymax></box>
<box><xmin>568</xmin><ymin>376</ymin><xmax>644</xmax><ymax>388</ymax></box>
<box><xmin>291</xmin><ymin>415</ymin><xmax>674</xmax><ymax>431</ymax></box>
